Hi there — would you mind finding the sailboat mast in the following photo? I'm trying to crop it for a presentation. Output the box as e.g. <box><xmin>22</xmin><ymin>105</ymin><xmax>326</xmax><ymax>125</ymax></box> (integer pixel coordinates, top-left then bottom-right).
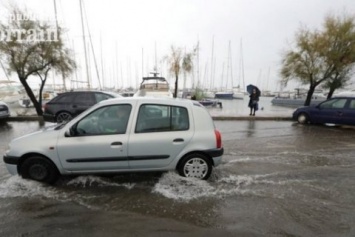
<box><xmin>240</xmin><ymin>38</ymin><xmax>245</xmax><ymax>91</ymax></box>
<box><xmin>53</xmin><ymin>0</ymin><xmax>67</xmax><ymax>91</ymax></box>
<box><xmin>79</xmin><ymin>0</ymin><xmax>90</xmax><ymax>89</ymax></box>
<box><xmin>210</xmin><ymin>35</ymin><xmax>214</xmax><ymax>90</ymax></box>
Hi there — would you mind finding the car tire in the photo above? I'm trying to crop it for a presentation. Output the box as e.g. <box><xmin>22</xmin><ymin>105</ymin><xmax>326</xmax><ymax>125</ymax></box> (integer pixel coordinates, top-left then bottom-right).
<box><xmin>19</xmin><ymin>156</ymin><xmax>59</xmax><ymax>184</ymax></box>
<box><xmin>177</xmin><ymin>153</ymin><xmax>212</xmax><ymax>180</ymax></box>
<box><xmin>56</xmin><ymin>112</ymin><xmax>73</xmax><ymax>123</ymax></box>
<box><xmin>297</xmin><ymin>113</ymin><xmax>309</xmax><ymax>124</ymax></box>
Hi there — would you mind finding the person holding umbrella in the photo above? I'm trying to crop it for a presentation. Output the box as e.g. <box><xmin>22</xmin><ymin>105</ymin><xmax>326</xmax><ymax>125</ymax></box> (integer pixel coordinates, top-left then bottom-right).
<box><xmin>247</xmin><ymin>85</ymin><xmax>260</xmax><ymax>116</ymax></box>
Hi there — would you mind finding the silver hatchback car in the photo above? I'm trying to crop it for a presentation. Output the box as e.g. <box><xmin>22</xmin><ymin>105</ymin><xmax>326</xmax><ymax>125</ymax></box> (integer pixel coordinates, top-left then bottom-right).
<box><xmin>3</xmin><ymin>97</ymin><xmax>224</xmax><ymax>184</ymax></box>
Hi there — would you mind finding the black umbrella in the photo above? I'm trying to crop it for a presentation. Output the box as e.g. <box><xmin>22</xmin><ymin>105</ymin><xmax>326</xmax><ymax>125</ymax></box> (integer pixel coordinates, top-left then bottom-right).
<box><xmin>247</xmin><ymin>84</ymin><xmax>261</xmax><ymax>97</ymax></box>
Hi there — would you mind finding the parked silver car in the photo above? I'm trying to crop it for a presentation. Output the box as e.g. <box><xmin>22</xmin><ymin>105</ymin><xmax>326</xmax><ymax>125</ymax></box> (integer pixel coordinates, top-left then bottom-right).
<box><xmin>0</xmin><ymin>101</ymin><xmax>10</xmax><ymax>119</ymax></box>
<box><xmin>3</xmin><ymin>97</ymin><xmax>224</xmax><ymax>184</ymax></box>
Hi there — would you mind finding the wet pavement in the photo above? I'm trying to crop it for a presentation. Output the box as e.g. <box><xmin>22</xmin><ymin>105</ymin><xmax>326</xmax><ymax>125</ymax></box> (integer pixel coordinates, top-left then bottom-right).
<box><xmin>0</xmin><ymin>120</ymin><xmax>354</xmax><ymax>236</ymax></box>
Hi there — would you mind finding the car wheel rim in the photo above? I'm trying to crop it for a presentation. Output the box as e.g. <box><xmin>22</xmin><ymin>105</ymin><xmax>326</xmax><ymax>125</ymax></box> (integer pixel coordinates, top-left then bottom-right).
<box><xmin>183</xmin><ymin>158</ymin><xmax>208</xmax><ymax>179</ymax></box>
<box><xmin>298</xmin><ymin>114</ymin><xmax>306</xmax><ymax>123</ymax></box>
<box><xmin>29</xmin><ymin>164</ymin><xmax>48</xmax><ymax>181</ymax></box>
<box><xmin>57</xmin><ymin>113</ymin><xmax>72</xmax><ymax>123</ymax></box>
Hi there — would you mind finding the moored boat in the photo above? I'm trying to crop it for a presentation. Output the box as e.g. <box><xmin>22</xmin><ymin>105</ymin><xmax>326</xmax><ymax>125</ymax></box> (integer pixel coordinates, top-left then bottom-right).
<box><xmin>271</xmin><ymin>89</ymin><xmax>326</xmax><ymax>107</ymax></box>
<box><xmin>134</xmin><ymin>72</ymin><xmax>173</xmax><ymax>98</ymax></box>
<box><xmin>215</xmin><ymin>91</ymin><xmax>233</xmax><ymax>99</ymax></box>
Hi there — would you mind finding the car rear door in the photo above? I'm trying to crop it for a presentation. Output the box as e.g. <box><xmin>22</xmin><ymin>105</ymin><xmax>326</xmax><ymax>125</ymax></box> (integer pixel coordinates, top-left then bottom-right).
<box><xmin>70</xmin><ymin>92</ymin><xmax>95</xmax><ymax>115</ymax></box>
<box><xmin>127</xmin><ymin>103</ymin><xmax>194</xmax><ymax>169</ymax></box>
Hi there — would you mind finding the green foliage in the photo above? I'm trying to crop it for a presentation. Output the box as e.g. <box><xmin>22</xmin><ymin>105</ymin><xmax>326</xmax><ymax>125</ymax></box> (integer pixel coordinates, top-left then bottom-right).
<box><xmin>164</xmin><ymin>45</ymin><xmax>197</xmax><ymax>98</ymax></box>
<box><xmin>280</xmin><ymin>13</ymin><xmax>355</xmax><ymax>105</ymax></box>
<box><xmin>193</xmin><ymin>87</ymin><xmax>205</xmax><ymax>100</ymax></box>
<box><xmin>0</xmin><ymin>7</ymin><xmax>76</xmax><ymax>115</ymax></box>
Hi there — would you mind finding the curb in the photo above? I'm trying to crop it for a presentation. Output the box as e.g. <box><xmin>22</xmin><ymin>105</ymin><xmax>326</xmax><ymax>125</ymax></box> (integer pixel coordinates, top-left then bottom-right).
<box><xmin>4</xmin><ymin>116</ymin><xmax>293</xmax><ymax>122</ymax></box>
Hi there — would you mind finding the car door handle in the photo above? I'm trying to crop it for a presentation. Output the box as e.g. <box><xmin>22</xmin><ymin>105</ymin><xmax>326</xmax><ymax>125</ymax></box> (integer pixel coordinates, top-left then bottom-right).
<box><xmin>111</xmin><ymin>142</ymin><xmax>122</xmax><ymax>146</ymax></box>
<box><xmin>173</xmin><ymin>138</ymin><xmax>184</xmax><ymax>142</ymax></box>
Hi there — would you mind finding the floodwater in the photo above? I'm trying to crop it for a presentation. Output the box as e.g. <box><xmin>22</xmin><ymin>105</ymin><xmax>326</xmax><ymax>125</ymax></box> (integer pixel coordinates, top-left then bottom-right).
<box><xmin>0</xmin><ymin>119</ymin><xmax>354</xmax><ymax>236</ymax></box>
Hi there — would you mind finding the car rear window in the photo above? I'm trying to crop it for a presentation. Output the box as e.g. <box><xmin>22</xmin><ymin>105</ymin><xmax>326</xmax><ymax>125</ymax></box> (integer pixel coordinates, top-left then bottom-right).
<box><xmin>95</xmin><ymin>92</ymin><xmax>115</xmax><ymax>102</ymax></box>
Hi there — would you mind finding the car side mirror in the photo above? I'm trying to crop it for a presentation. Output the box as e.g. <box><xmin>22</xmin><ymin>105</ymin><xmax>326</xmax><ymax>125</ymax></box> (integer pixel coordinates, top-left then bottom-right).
<box><xmin>64</xmin><ymin>130</ymin><xmax>71</xmax><ymax>137</ymax></box>
<box><xmin>64</xmin><ymin>126</ymin><xmax>76</xmax><ymax>137</ymax></box>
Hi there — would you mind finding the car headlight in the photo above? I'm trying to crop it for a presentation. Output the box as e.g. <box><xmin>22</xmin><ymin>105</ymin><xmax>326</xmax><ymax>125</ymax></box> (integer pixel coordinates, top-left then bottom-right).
<box><xmin>4</xmin><ymin>144</ymin><xmax>11</xmax><ymax>155</ymax></box>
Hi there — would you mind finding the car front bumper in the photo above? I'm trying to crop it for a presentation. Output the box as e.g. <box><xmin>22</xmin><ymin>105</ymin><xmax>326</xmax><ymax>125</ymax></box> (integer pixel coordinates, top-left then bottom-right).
<box><xmin>3</xmin><ymin>155</ymin><xmax>19</xmax><ymax>175</ymax></box>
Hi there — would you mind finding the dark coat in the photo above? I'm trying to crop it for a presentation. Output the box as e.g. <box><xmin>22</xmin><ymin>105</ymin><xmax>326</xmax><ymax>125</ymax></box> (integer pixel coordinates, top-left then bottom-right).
<box><xmin>248</xmin><ymin>93</ymin><xmax>259</xmax><ymax>110</ymax></box>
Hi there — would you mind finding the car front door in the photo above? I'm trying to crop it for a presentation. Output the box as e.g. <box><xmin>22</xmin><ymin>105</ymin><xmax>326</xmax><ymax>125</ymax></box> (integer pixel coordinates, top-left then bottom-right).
<box><xmin>313</xmin><ymin>98</ymin><xmax>347</xmax><ymax>124</ymax></box>
<box><xmin>127</xmin><ymin>104</ymin><xmax>194</xmax><ymax>169</ymax></box>
<box><xmin>56</xmin><ymin>104</ymin><xmax>132</xmax><ymax>172</ymax></box>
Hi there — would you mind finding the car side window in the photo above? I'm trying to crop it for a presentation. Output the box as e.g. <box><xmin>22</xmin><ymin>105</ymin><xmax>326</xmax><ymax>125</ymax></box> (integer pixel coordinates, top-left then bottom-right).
<box><xmin>135</xmin><ymin>104</ymin><xmax>189</xmax><ymax>133</ymax></box>
<box><xmin>56</xmin><ymin>93</ymin><xmax>75</xmax><ymax>103</ymax></box>
<box><xmin>74</xmin><ymin>93</ymin><xmax>94</xmax><ymax>105</ymax></box>
<box><xmin>320</xmin><ymin>99</ymin><xmax>347</xmax><ymax>109</ymax></box>
<box><xmin>74</xmin><ymin>104</ymin><xmax>131</xmax><ymax>136</ymax></box>
<box><xmin>349</xmin><ymin>99</ymin><xmax>355</xmax><ymax>109</ymax></box>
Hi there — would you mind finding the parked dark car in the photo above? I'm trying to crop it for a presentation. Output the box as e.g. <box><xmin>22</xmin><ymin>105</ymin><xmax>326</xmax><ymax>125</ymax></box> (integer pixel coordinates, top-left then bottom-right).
<box><xmin>0</xmin><ymin>101</ymin><xmax>10</xmax><ymax>119</ymax></box>
<box><xmin>43</xmin><ymin>91</ymin><xmax>121</xmax><ymax>123</ymax></box>
<box><xmin>292</xmin><ymin>96</ymin><xmax>355</xmax><ymax>126</ymax></box>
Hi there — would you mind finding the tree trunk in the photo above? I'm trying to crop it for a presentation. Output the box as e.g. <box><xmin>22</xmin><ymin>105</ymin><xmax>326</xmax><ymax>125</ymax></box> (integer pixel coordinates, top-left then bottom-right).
<box><xmin>19</xmin><ymin>77</ymin><xmax>43</xmax><ymax>116</ymax></box>
<box><xmin>174</xmin><ymin>74</ymin><xmax>179</xmax><ymax>98</ymax></box>
<box><xmin>304</xmin><ymin>85</ymin><xmax>316</xmax><ymax>106</ymax></box>
<box><xmin>327</xmin><ymin>88</ymin><xmax>336</xmax><ymax>99</ymax></box>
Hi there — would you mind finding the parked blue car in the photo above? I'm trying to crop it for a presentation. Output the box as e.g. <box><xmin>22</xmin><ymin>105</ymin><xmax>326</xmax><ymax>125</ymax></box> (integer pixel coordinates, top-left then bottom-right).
<box><xmin>292</xmin><ymin>96</ymin><xmax>355</xmax><ymax>125</ymax></box>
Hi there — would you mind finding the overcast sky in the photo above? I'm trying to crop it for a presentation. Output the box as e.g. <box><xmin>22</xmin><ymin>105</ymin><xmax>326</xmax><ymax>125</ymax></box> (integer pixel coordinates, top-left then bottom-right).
<box><xmin>1</xmin><ymin>0</ymin><xmax>355</xmax><ymax>91</ymax></box>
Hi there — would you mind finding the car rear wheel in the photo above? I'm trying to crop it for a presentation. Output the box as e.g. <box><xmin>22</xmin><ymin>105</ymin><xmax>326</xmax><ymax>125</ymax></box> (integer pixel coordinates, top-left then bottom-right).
<box><xmin>56</xmin><ymin>112</ymin><xmax>73</xmax><ymax>123</ymax></box>
<box><xmin>19</xmin><ymin>156</ymin><xmax>59</xmax><ymax>184</ymax></box>
<box><xmin>178</xmin><ymin>153</ymin><xmax>212</xmax><ymax>180</ymax></box>
<box><xmin>297</xmin><ymin>113</ymin><xmax>309</xmax><ymax>124</ymax></box>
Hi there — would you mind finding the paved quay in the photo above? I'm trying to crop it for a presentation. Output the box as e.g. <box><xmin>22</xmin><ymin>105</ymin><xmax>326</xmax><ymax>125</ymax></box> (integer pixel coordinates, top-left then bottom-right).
<box><xmin>4</xmin><ymin>98</ymin><xmax>294</xmax><ymax>122</ymax></box>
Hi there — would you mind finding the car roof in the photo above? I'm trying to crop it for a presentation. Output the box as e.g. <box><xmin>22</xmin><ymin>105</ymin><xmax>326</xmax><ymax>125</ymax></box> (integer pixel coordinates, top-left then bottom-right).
<box><xmin>332</xmin><ymin>94</ymin><xmax>355</xmax><ymax>98</ymax></box>
<box><xmin>98</xmin><ymin>96</ymin><xmax>201</xmax><ymax>107</ymax></box>
<box><xmin>58</xmin><ymin>90</ymin><xmax>122</xmax><ymax>97</ymax></box>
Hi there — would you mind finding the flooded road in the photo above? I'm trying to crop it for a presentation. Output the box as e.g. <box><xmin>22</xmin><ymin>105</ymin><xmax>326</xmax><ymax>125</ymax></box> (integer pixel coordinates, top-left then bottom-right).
<box><xmin>0</xmin><ymin>120</ymin><xmax>354</xmax><ymax>236</ymax></box>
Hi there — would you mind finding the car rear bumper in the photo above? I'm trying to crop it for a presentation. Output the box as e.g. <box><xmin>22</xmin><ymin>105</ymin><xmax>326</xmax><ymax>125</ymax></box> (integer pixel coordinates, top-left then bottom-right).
<box><xmin>205</xmin><ymin>147</ymin><xmax>224</xmax><ymax>166</ymax></box>
<box><xmin>205</xmin><ymin>147</ymin><xmax>224</xmax><ymax>157</ymax></box>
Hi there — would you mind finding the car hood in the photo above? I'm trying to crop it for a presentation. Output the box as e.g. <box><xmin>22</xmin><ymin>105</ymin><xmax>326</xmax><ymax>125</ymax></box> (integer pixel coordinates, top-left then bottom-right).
<box><xmin>295</xmin><ymin>104</ymin><xmax>317</xmax><ymax>110</ymax></box>
<box><xmin>10</xmin><ymin>124</ymin><xmax>59</xmax><ymax>144</ymax></box>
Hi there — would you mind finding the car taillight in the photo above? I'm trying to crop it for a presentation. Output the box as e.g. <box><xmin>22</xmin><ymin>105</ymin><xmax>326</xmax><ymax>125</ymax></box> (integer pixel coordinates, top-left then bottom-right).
<box><xmin>42</xmin><ymin>103</ymin><xmax>48</xmax><ymax>111</ymax></box>
<box><xmin>214</xmin><ymin>129</ymin><xmax>222</xmax><ymax>148</ymax></box>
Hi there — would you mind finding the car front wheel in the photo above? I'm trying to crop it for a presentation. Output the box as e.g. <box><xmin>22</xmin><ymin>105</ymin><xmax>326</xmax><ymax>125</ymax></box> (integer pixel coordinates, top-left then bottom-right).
<box><xmin>56</xmin><ymin>112</ymin><xmax>73</xmax><ymax>123</ymax></box>
<box><xmin>19</xmin><ymin>156</ymin><xmax>59</xmax><ymax>184</ymax></box>
<box><xmin>297</xmin><ymin>113</ymin><xmax>309</xmax><ymax>124</ymax></box>
<box><xmin>178</xmin><ymin>153</ymin><xmax>212</xmax><ymax>180</ymax></box>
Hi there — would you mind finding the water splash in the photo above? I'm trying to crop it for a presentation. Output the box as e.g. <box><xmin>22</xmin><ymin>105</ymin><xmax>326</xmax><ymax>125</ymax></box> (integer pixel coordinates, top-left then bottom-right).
<box><xmin>66</xmin><ymin>175</ymin><xmax>136</xmax><ymax>189</ymax></box>
<box><xmin>0</xmin><ymin>175</ymin><xmax>59</xmax><ymax>198</ymax></box>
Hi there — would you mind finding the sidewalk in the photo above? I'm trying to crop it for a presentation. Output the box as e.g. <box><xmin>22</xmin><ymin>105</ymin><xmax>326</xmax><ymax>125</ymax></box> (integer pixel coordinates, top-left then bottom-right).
<box><xmin>5</xmin><ymin>103</ymin><xmax>293</xmax><ymax>122</ymax></box>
